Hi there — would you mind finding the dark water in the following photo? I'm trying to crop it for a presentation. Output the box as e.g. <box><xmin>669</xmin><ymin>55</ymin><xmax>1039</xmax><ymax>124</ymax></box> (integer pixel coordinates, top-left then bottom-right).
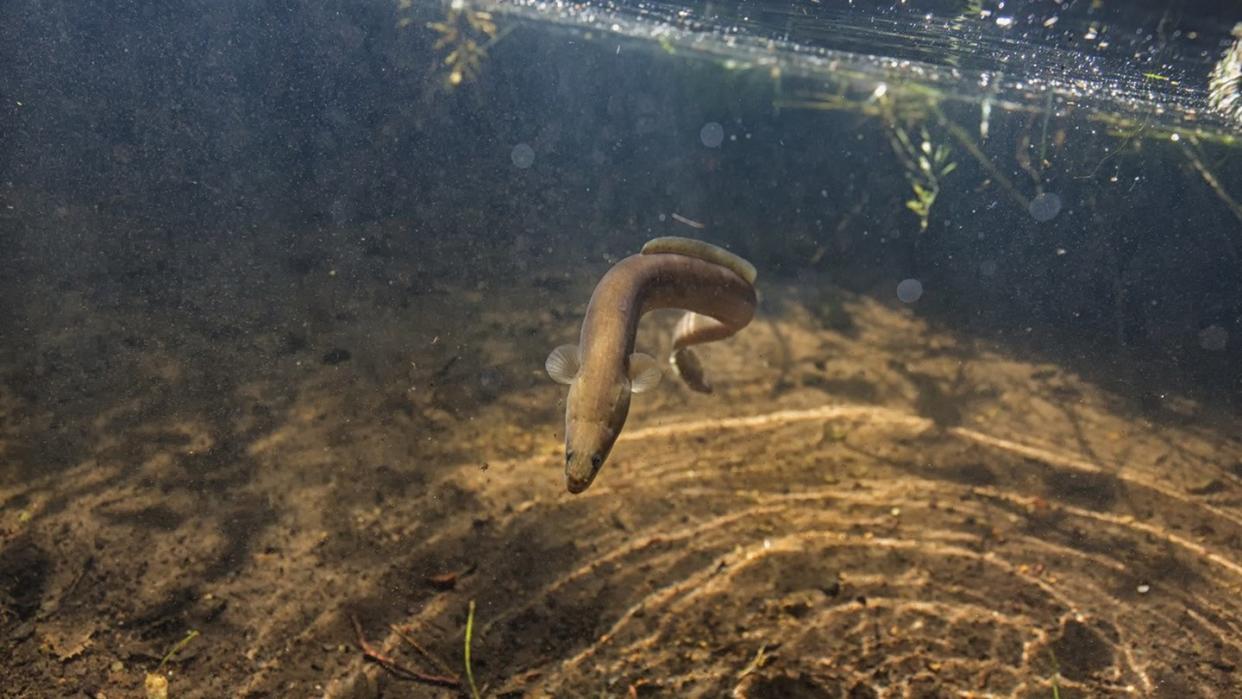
<box><xmin>2</xmin><ymin>1</ymin><xmax>1241</xmax><ymax>696</ymax></box>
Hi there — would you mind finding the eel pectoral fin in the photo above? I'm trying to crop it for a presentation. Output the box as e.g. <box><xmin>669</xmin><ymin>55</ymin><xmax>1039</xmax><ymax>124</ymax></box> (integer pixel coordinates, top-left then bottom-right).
<box><xmin>546</xmin><ymin>344</ymin><xmax>581</xmax><ymax>385</ymax></box>
<box><xmin>627</xmin><ymin>352</ymin><xmax>662</xmax><ymax>393</ymax></box>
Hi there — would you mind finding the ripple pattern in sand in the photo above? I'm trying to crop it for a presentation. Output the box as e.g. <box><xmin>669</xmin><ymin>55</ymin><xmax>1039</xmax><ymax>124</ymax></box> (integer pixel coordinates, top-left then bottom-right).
<box><xmin>330</xmin><ymin>403</ymin><xmax>1242</xmax><ymax>698</ymax></box>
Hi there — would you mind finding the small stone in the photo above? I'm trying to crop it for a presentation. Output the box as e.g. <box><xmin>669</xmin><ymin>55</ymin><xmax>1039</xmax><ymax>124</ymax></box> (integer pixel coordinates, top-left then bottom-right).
<box><xmin>321</xmin><ymin>348</ymin><xmax>351</xmax><ymax>365</ymax></box>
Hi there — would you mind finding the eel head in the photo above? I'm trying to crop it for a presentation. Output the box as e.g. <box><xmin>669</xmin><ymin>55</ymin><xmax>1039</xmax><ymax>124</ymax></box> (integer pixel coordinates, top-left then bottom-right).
<box><xmin>547</xmin><ymin>344</ymin><xmax>662</xmax><ymax>493</ymax></box>
<box><xmin>564</xmin><ymin>378</ymin><xmax>630</xmax><ymax>493</ymax></box>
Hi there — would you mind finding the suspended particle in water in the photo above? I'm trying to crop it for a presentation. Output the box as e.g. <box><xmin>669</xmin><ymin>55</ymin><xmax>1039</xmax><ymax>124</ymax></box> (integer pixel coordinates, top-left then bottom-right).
<box><xmin>477</xmin><ymin>367</ymin><xmax>506</xmax><ymax>400</ymax></box>
<box><xmin>1199</xmin><ymin>324</ymin><xmax>1228</xmax><ymax>351</ymax></box>
<box><xmin>510</xmin><ymin>143</ymin><xmax>535</xmax><ymax>169</ymax></box>
<box><xmin>980</xmin><ymin>260</ymin><xmax>998</xmax><ymax>277</ymax></box>
<box><xmin>329</xmin><ymin>198</ymin><xmax>354</xmax><ymax>226</ymax></box>
<box><xmin>896</xmin><ymin>278</ymin><xmax>923</xmax><ymax>303</ymax></box>
<box><xmin>1028</xmin><ymin>192</ymin><xmax>1062</xmax><ymax>222</ymax></box>
<box><xmin>699</xmin><ymin>121</ymin><xmax>724</xmax><ymax>148</ymax></box>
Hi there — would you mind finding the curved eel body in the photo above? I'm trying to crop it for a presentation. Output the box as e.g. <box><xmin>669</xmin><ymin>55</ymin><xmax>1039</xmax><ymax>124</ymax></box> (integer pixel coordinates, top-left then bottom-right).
<box><xmin>545</xmin><ymin>237</ymin><xmax>757</xmax><ymax>493</ymax></box>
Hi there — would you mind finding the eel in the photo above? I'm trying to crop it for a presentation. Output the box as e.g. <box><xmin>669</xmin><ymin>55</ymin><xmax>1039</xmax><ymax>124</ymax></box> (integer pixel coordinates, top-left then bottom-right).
<box><xmin>545</xmin><ymin>236</ymin><xmax>758</xmax><ymax>493</ymax></box>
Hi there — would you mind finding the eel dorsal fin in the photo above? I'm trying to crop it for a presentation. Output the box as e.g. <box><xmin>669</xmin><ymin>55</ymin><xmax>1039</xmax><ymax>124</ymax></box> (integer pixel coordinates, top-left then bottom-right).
<box><xmin>640</xmin><ymin>236</ymin><xmax>758</xmax><ymax>286</ymax></box>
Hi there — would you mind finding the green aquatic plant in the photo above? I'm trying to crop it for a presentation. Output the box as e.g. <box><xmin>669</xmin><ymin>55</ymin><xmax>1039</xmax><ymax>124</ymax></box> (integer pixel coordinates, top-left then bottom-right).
<box><xmin>799</xmin><ymin>85</ymin><xmax>960</xmax><ymax>231</ymax></box>
<box><xmin>1047</xmin><ymin>646</ymin><xmax>1062</xmax><ymax>699</ymax></box>
<box><xmin>159</xmin><ymin>629</ymin><xmax>200</xmax><ymax>670</ymax></box>
<box><xmin>887</xmin><ymin>122</ymin><xmax>957</xmax><ymax>232</ymax></box>
<box><xmin>464</xmin><ymin>599</ymin><xmax>481</xmax><ymax>699</ymax></box>
<box><xmin>776</xmin><ymin>79</ymin><xmax>938</xmax><ymax>124</ymax></box>
<box><xmin>403</xmin><ymin>0</ymin><xmax>502</xmax><ymax>88</ymax></box>
<box><xmin>768</xmin><ymin>22</ymin><xmax>1242</xmax><ymax>239</ymax></box>
<box><xmin>144</xmin><ymin>629</ymin><xmax>200</xmax><ymax>699</ymax></box>
<box><xmin>1209</xmin><ymin>23</ymin><xmax>1242</xmax><ymax>129</ymax></box>
<box><xmin>960</xmin><ymin>0</ymin><xmax>985</xmax><ymax>18</ymax></box>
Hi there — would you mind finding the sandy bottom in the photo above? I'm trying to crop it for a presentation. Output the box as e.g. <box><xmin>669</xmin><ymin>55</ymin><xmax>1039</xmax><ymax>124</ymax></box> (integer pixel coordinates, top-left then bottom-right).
<box><xmin>2</xmin><ymin>230</ymin><xmax>1241</xmax><ymax>698</ymax></box>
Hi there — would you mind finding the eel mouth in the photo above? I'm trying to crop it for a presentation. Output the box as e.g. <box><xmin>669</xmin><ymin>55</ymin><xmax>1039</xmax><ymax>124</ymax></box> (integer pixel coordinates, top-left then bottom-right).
<box><xmin>564</xmin><ymin>450</ymin><xmax>604</xmax><ymax>494</ymax></box>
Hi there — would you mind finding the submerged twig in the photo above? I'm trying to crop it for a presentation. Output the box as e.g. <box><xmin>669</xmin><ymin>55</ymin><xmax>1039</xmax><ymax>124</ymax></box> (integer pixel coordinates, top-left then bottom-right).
<box><xmin>390</xmin><ymin>623</ymin><xmax>459</xmax><ymax>680</ymax></box>
<box><xmin>671</xmin><ymin>212</ymin><xmax>706</xmax><ymax>229</ymax></box>
<box><xmin>930</xmin><ymin>103</ymin><xmax>1030</xmax><ymax>210</ymax></box>
<box><xmin>350</xmin><ymin>615</ymin><xmax>460</xmax><ymax>688</ymax></box>
<box><xmin>1038</xmin><ymin>92</ymin><xmax>1054</xmax><ymax>172</ymax></box>
<box><xmin>1180</xmin><ymin>141</ymin><xmax>1242</xmax><ymax>224</ymax></box>
<box><xmin>736</xmin><ymin>643</ymin><xmax>769</xmax><ymax>680</ymax></box>
<box><xmin>1180</xmin><ymin>139</ymin><xmax>1242</xmax><ymax>260</ymax></box>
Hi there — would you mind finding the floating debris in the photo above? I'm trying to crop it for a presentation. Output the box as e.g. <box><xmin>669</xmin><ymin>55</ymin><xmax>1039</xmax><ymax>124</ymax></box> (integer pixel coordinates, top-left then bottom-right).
<box><xmin>671</xmin><ymin>212</ymin><xmax>706</xmax><ymax>229</ymax></box>
<box><xmin>1029</xmin><ymin>192</ymin><xmax>1063</xmax><ymax>222</ymax></box>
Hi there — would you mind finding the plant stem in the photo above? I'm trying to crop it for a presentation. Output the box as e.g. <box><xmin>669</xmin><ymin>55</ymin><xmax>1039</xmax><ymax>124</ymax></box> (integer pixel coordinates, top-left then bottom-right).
<box><xmin>931</xmin><ymin>103</ymin><xmax>1031</xmax><ymax>210</ymax></box>
<box><xmin>465</xmin><ymin>600</ymin><xmax>481</xmax><ymax>699</ymax></box>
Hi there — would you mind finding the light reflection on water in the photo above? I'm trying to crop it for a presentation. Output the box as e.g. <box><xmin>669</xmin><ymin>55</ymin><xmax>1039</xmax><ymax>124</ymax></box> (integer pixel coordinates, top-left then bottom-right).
<box><xmin>471</xmin><ymin>0</ymin><xmax>1242</xmax><ymax>139</ymax></box>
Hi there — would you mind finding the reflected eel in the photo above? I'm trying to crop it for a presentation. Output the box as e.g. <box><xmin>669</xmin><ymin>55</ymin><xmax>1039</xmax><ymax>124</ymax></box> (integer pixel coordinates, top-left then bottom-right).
<box><xmin>545</xmin><ymin>236</ymin><xmax>758</xmax><ymax>493</ymax></box>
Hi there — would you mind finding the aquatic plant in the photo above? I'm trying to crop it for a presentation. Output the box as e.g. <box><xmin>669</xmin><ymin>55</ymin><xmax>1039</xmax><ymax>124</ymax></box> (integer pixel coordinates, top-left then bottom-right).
<box><xmin>899</xmin><ymin>127</ymin><xmax>953</xmax><ymax>232</ymax></box>
<box><xmin>405</xmin><ymin>0</ymin><xmax>502</xmax><ymax>88</ymax></box>
<box><xmin>1047</xmin><ymin>646</ymin><xmax>1062</xmax><ymax>699</ymax></box>
<box><xmin>782</xmin><ymin>84</ymin><xmax>960</xmax><ymax>231</ymax></box>
<box><xmin>464</xmin><ymin>599</ymin><xmax>481</xmax><ymax>699</ymax></box>
<box><xmin>1180</xmin><ymin>138</ymin><xmax>1242</xmax><ymax>251</ymax></box>
<box><xmin>786</xmin><ymin>72</ymin><xmax>1242</xmax><ymax>243</ymax></box>
<box><xmin>931</xmin><ymin>102</ymin><xmax>1030</xmax><ymax>211</ymax></box>
<box><xmin>960</xmin><ymin>0</ymin><xmax>985</xmax><ymax>18</ymax></box>
<box><xmin>886</xmin><ymin>120</ymin><xmax>957</xmax><ymax>233</ymax></box>
<box><xmin>144</xmin><ymin>629</ymin><xmax>199</xmax><ymax>699</ymax></box>
<box><xmin>1209</xmin><ymin>23</ymin><xmax>1242</xmax><ymax>129</ymax></box>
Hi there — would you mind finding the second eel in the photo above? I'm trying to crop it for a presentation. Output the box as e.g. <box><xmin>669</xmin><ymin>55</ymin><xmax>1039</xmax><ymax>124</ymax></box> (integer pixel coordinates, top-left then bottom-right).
<box><xmin>545</xmin><ymin>236</ymin><xmax>758</xmax><ymax>493</ymax></box>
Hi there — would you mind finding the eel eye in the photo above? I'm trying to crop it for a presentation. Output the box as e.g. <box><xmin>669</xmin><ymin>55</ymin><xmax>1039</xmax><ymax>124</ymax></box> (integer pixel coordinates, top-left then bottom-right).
<box><xmin>591</xmin><ymin>453</ymin><xmax>603</xmax><ymax>469</ymax></box>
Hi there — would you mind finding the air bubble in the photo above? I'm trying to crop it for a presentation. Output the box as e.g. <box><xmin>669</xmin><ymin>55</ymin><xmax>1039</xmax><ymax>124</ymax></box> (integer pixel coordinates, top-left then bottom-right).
<box><xmin>699</xmin><ymin>122</ymin><xmax>724</xmax><ymax>148</ymax></box>
<box><xmin>897</xmin><ymin>278</ymin><xmax>923</xmax><ymax>304</ymax></box>
<box><xmin>1028</xmin><ymin>192</ymin><xmax>1062</xmax><ymax>222</ymax></box>
<box><xmin>511</xmin><ymin>143</ymin><xmax>535</xmax><ymax>169</ymax></box>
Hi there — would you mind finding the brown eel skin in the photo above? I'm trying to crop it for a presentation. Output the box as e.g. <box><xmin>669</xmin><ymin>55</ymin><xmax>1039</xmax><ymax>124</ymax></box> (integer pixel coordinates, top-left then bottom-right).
<box><xmin>545</xmin><ymin>237</ymin><xmax>758</xmax><ymax>493</ymax></box>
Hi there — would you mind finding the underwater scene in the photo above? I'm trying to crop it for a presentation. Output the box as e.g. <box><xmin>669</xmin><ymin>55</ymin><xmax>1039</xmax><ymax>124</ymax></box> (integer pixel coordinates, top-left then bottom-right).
<box><xmin>3</xmin><ymin>0</ymin><xmax>1242</xmax><ymax>696</ymax></box>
